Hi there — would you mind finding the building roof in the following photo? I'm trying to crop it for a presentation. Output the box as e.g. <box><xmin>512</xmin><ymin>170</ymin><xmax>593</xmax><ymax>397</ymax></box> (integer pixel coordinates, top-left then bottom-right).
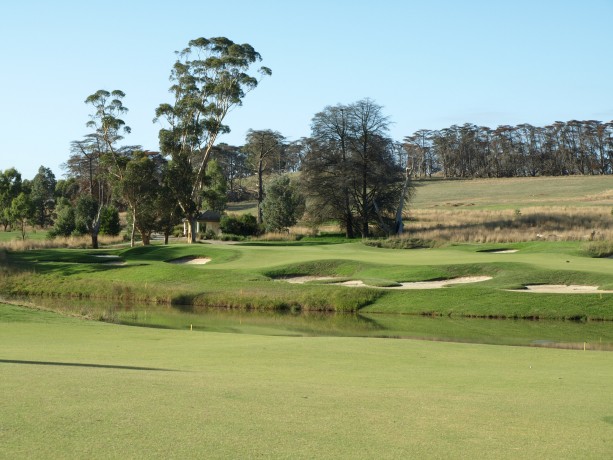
<box><xmin>197</xmin><ymin>210</ymin><xmax>222</xmax><ymax>222</ymax></box>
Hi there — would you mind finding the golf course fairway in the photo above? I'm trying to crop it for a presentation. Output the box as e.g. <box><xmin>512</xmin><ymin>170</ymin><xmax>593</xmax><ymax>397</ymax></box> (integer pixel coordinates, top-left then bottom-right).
<box><xmin>1</xmin><ymin>304</ymin><xmax>612</xmax><ymax>459</ymax></box>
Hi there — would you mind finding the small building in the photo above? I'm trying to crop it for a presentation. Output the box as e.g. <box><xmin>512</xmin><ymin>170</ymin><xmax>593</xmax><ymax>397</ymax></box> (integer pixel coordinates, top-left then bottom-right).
<box><xmin>183</xmin><ymin>210</ymin><xmax>222</xmax><ymax>237</ymax></box>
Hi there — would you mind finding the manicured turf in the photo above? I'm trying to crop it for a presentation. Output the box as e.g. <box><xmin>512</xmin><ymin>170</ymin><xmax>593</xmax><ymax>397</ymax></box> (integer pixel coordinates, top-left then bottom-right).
<box><xmin>3</xmin><ymin>240</ymin><xmax>613</xmax><ymax>319</ymax></box>
<box><xmin>1</xmin><ymin>304</ymin><xmax>612</xmax><ymax>459</ymax></box>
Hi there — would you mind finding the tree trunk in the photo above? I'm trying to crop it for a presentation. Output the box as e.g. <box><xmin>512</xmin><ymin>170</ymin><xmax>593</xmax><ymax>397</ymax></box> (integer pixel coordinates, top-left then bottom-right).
<box><xmin>186</xmin><ymin>216</ymin><xmax>197</xmax><ymax>243</ymax></box>
<box><xmin>344</xmin><ymin>187</ymin><xmax>354</xmax><ymax>238</ymax></box>
<box><xmin>141</xmin><ymin>231</ymin><xmax>151</xmax><ymax>246</ymax></box>
<box><xmin>361</xmin><ymin>167</ymin><xmax>369</xmax><ymax>238</ymax></box>
<box><xmin>91</xmin><ymin>232</ymin><xmax>99</xmax><ymax>250</ymax></box>
<box><xmin>130</xmin><ymin>208</ymin><xmax>136</xmax><ymax>248</ymax></box>
<box><xmin>394</xmin><ymin>173</ymin><xmax>411</xmax><ymax>236</ymax></box>
<box><xmin>257</xmin><ymin>159</ymin><xmax>264</xmax><ymax>224</ymax></box>
<box><xmin>164</xmin><ymin>232</ymin><xmax>170</xmax><ymax>245</ymax></box>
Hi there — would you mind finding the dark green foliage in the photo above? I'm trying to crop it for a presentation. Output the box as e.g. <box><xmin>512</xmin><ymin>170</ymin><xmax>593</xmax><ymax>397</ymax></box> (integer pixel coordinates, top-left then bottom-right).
<box><xmin>0</xmin><ymin>168</ymin><xmax>22</xmax><ymax>231</ymax></box>
<box><xmin>74</xmin><ymin>195</ymin><xmax>101</xmax><ymax>247</ymax></box>
<box><xmin>10</xmin><ymin>192</ymin><xmax>33</xmax><ymax>240</ymax></box>
<box><xmin>262</xmin><ymin>175</ymin><xmax>304</xmax><ymax>232</ymax></box>
<box><xmin>220</xmin><ymin>214</ymin><xmax>260</xmax><ymax>237</ymax></box>
<box><xmin>54</xmin><ymin>178</ymin><xmax>80</xmax><ymax>203</ymax></box>
<box><xmin>30</xmin><ymin>166</ymin><xmax>56</xmax><ymax>228</ymax></box>
<box><xmin>99</xmin><ymin>206</ymin><xmax>121</xmax><ymax>236</ymax></box>
<box><xmin>201</xmin><ymin>160</ymin><xmax>227</xmax><ymax>213</ymax></box>
<box><xmin>154</xmin><ymin>36</ymin><xmax>270</xmax><ymax>242</ymax></box>
<box><xmin>302</xmin><ymin>99</ymin><xmax>405</xmax><ymax>238</ymax></box>
<box><xmin>48</xmin><ymin>202</ymin><xmax>76</xmax><ymax>238</ymax></box>
<box><xmin>244</xmin><ymin>129</ymin><xmax>285</xmax><ymax>223</ymax></box>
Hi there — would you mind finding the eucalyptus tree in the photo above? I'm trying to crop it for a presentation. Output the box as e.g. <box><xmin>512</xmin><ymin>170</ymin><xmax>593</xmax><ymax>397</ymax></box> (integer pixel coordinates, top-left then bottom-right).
<box><xmin>85</xmin><ymin>90</ymin><xmax>131</xmax><ymax>159</ymax></box>
<box><xmin>30</xmin><ymin>166</ymin><xmax>56</xmax><ymax>228</ymax></box>
<box><xmin>154</xmin><ymin>36</ymin><xmax>271</xmax><ymax>242</ymax></box>
<box><xmin>65</xmin><ymin>89</ymin><xmax>133</xmax><ymax>248</ymax></box>
<box><xmin>213</xmin><ymin>143</ymin><xmax>249</xmax><ymax>201</ymax></box>
<box><xmin>409</xmin><ymin>130</ymin><xmax>435</xmax><ymax>177</ymax></box>
<box><xmin>201</xmin><ymin>159</ymin><xmax>227</xmax><ymax>213</ymax></box>
<box><xmin>117</xmin><ymin>153</ymin><xmax>161</xmax><ymax>246</ymax></box>
<box><xmin>244</xmin><ymin>129</ymin><xmax>285</xmax><ymax>223</ymax></box>
<box><xmin>10</xmin><ymin>192</ymin><xmax>33</xmax><ymax>240</ymax></box>
<box><xmin>0</xmin><ymin>168</ymin><xmax>22</xmax><ymax>231</ymax></box>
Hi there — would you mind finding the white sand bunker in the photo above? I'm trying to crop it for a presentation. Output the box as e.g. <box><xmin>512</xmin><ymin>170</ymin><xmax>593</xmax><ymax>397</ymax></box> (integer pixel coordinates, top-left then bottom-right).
<box><xmin>335</xmin><ymin>276</ymin><xmax>492</xmax><ymax>289</ymax></box>
<box><xmin>167</xmin><ymin>257</ymin><xmax>211</xmax><ymax>265</ymax></box>
<box><xmin>511</xmin><ymin>284</ymin><xmax>613</xmax><ymax>294</ymax></box>
<box><xmin>280</xmin><ymin>275</ymin><xmax>492</xmax><ymax>289</ymax></box>
<box><xmin>491</xmin><ymin>249</ymin><xmax>518</xmax><ymax>254</ymax></box>
<box><xmin>282</xmin><ymin>276</ymin><xmax>337</xmax><ymax>284</ymax></box>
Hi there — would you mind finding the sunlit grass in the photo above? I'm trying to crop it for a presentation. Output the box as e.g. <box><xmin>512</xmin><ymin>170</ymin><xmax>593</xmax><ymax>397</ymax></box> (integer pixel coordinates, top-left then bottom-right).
<box><xmin>2</xmin><ymin>306</ymin><xmax>613</xmax><ymax>459</ymax></box>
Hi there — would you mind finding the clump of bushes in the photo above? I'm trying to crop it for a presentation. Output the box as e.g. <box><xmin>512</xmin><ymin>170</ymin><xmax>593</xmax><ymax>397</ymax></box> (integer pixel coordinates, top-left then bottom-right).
<box><xmin>363</xmin><ymin>237</ymin><xmax>437</xmax><ymax>249</ymax></box>
<box><xmin>220</xmin><ymin>214</ymin><xmax>261</xmax><ymax>237</ymax></box>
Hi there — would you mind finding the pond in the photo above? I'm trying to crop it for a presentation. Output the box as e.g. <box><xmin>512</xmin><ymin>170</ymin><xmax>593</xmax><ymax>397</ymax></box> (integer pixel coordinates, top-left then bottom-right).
<box><xmin>12</xmin><ymin>297</ymin><xmax>613</xmax><ymax>351</ymax></box>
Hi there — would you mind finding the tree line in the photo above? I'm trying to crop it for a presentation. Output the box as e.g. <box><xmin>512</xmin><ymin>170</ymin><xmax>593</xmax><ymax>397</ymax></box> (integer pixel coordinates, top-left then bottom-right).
<box><xmin>404</xmin><ymin>120</ymin><xmax>613</xmax><ymax>178</ymax></box>
<box><xmin>4</xmin><ymin>35</ymin><xmax>609</xmax><ymax>247</ymax></box>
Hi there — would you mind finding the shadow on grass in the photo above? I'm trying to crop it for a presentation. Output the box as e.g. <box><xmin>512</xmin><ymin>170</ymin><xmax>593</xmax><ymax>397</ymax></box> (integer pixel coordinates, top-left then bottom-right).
<box><xmin>0</xmin><ymin>358</ymin><xmax>179</xmax><ymax>372</ymax></box>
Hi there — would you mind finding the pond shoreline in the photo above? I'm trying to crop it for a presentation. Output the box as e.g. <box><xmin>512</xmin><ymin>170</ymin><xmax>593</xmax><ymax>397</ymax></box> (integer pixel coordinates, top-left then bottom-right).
<box><xmin>3</xmin><ymin>298</ymin><xmax>613</xmax><ymax>351</ymax></box>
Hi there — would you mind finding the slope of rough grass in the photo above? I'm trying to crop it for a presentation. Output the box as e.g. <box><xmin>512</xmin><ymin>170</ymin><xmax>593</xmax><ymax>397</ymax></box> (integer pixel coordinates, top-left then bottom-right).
<box><xmin>410</xmin><ymin>175</ymin><xmax>613</xmax><ymax>210</ymax></box>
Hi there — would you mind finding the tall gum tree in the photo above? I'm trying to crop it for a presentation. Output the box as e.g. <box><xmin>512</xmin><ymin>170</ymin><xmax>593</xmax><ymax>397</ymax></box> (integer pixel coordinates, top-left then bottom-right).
<box><xmin>244</xmin><ymin>129</ymin><xmax>284</xmax><ymax>224</ymax></box>
<box><xmin>66</xmin><ymin>90</ymin><xmax>132</xmax><ymax>249</ymax></box>
<box><xmin>154</xmin><ymin>36</ymin><xmax>271</xmax><ymax>242</ymax></box>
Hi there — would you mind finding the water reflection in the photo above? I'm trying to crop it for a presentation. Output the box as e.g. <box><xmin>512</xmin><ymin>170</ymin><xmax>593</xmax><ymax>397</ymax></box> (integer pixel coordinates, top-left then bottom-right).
<box><xmin>10</xmin><ymin>297</ymin><xmax>613</xmax><ymax>350</ymax></box>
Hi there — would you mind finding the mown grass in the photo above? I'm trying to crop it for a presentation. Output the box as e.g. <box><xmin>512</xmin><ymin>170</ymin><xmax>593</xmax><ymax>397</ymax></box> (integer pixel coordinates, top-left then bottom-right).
<box><xmin>3</xmin><ymin>239</ymin><xmax>613</xmax><ymax>319</ymax></box>
<box><xmin>1</xmin><ymin>304</ymin><xmax>613</xmax><ymax>459</ymax></box>
<box><xmin>2</xmin><ymin>175</ymin><xmax>613</xmax><ymax>318</ymax></box>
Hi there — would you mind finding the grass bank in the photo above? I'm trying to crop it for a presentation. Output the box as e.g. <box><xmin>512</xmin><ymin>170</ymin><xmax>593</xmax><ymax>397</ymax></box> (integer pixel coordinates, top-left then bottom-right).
<box><xmin>2</xmin><ymin>239</ymin><xmax>613</xmax><ymax>319</ymax></box>
<box><xmin>1</xmin><ymin>304</ymin><xmax>612</xmax><ymax>459</ymax></box>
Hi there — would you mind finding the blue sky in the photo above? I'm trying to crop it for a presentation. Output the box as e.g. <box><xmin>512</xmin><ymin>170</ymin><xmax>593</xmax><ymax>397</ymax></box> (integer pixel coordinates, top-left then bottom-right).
<box><xmin>1</xmin><ymin>0</ymin><xmax>612</xmax><ymax>179</ymax></box>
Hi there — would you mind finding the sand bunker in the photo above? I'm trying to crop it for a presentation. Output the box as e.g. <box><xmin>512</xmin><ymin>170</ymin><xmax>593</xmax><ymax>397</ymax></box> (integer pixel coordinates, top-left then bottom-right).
<box><xmin>167</xmin><ymin>257</ymin><xmax>211</xmax><ymax>265</ymax></box>
<box><xmin>510</xmin><ymin>284</ymin><xmax>613</xmax><ymax>294</ymax></box>
<box><xmin>282</xmin><ymin>276</ymin><xmax>337</xmax><ymax>284</ymax></box>
<box><xmin>281</xmin><ymin>275</ymin><xmax>492</xmax><ymax>289</ymax></box>
<box><xmin>335</xmin><ymin>276</ymin><xmax>492</xmax><ymax>289</ymax></box>
<box><xmin>490</xmin><ymin>249</ymin><xmax>518</xmax><ymax>254</ymax></box>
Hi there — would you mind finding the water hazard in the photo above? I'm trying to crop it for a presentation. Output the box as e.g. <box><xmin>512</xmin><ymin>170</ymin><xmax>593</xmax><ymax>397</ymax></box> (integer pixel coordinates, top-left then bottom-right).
<box><xmin>8</xmin><ymin>297</ymin><xmax>613</xmax><ymax>350</ymax></box>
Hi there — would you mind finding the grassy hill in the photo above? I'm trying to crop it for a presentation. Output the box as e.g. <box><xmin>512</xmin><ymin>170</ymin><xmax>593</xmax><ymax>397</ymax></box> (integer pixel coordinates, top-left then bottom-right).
<box><xmin>410</xmin><ymin>175</ymin><xmax>613</xmax><ymax>210</ymax></box>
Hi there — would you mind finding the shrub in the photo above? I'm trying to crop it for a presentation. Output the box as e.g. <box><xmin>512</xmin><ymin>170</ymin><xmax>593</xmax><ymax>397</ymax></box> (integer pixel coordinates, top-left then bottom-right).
<box><xmin>261</xmin><ymin>175</ymin><xmax>305</xmax><ymax>232</ymax></box>
<box><xmin>48</xmin><ymin>204</ymin><xmax>75</xmax><ymax>238</ymax></box>
<box><xmin>220</xmin><ymin>214</ymin><xmax>260</xmax><ymax>237</ymax></box>
<box><xmin>99</xmin><ymin>206</ymin><xmax>121</xmax><ymax>236</ymax></box>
